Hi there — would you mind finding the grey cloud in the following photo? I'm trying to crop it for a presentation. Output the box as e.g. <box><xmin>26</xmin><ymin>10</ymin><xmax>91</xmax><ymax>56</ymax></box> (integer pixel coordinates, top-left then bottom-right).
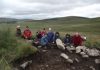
<box><xmin>0</xmin><ymin>0</ymin><xmax>100</xmax><ymax>19</ymax></box>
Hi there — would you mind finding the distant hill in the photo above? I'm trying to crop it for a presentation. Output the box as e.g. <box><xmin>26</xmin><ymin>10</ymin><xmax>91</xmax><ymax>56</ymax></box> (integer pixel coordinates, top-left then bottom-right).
<box><xmin>0</xmin><ymin>16</ymin><xmax>100</xmax><ymax>23</ymax></box>
<box><xmin>0</xmin><ymin>17</ymin><xmax>37</xmax><ymax>23</ymax></box>
<box><xmin>33</xmin><ymin>16</ymin><xmax>92</xmax><ymax>24</ymax></box>
<box><xmin>0</xmin><ymin>18</ymin><xmax>18</xmax><ymax>23</ymax></box>
<box><xmin>42</xmin><ymin>16</ymin><xmax>89</xmax><ymax>21</ymax></box>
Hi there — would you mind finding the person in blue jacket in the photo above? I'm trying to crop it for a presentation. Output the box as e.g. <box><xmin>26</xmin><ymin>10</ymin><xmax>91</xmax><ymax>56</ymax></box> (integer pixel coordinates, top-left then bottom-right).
<box><xmin>64</xmin><ymin>34</ymin><xmax>72</xmax><ymax>46</ymax></box>
<box><xmin>47</xmin><ymin>28</ymin><xmax>54</xmax><ymax>43</ymax></box>
<box><xmin>40</xmin><ymin>34</ymin><xmax>48</xmax><ymax>47</ymax></box>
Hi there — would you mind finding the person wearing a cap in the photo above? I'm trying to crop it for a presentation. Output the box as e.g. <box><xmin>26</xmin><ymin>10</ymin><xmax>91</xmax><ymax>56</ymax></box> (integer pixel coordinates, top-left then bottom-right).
<box><xmin>16</xmin><ymin>25</ymin><xmax>22</xmax><ymax>37</ymax></box>
<box><xmin>47</xmin><ymin>28</ymin><xmax>54</xmax><ymax>43</ymax></box>
<box><xmin>23</xmin><ymin>26</ymin><xmax>32</xmax><ymax>40</ymax></box>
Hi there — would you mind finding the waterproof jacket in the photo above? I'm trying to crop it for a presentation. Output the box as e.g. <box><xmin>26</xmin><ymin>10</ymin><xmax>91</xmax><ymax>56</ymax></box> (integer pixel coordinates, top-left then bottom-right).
<box><xmin>23</xmin><ymin>29</ymin><xmax>32</xmax><ymax>39</ymax></box>
<box><xmin>64</xmin><ymin>35</ymin><xmax>72</xmax><ymax>45</ymax></box>
<box><xmin>40</xmin><ymin>36</ymin><xmax>48</xmax><ymax>46</ymax></box>
<box><xmin>72</xmin><ymin>35</ymin><xmax>83</xmax><ymax>47</ymax></box>
<box><xmin>47</xmin><ymin>31</ymin><xmax>54</xmax><ymax>43</ymax></box>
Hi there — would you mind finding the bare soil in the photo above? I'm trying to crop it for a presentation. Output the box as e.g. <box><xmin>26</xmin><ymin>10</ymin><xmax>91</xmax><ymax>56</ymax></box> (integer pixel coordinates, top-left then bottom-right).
<box><xmin>13</xmin><ymin>47</ymin><xmax>100</xmax><ymax>70</ymax></box>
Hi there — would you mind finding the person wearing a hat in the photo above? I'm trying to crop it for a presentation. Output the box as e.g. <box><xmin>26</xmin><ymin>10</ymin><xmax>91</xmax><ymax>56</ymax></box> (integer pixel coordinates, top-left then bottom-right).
<box><xmin>16</xmin><ymin>25</ymin><xmax>22</xmax><ymax>37</ymax></box>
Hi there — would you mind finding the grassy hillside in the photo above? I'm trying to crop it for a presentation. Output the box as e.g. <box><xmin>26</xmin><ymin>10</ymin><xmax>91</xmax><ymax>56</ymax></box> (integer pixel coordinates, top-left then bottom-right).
<box><xmin>0</xmin><ymin>16</ymin><xmax>100</xmax><ymax>44</ymax></box>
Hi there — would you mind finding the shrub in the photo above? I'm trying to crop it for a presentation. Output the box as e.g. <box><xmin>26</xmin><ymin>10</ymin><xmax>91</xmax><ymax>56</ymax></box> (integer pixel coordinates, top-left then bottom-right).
<box><xmin>93</xmin><ymin>42</ymin><xmax>100</xmax><ymax>48</ymax></box>
<box><xmin>85</xmin><ymin>40</ymin><xmax>100</xmax><ymax>48</ymax></box>
<box><xmin>16</xmin><ymin>42</ymin><xmax>37</xmax><ymax>58</ymax></box>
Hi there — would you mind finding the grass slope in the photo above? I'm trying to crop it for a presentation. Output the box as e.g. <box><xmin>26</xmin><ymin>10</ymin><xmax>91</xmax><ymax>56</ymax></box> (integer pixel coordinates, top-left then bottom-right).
<box><xmin>0</xmin><ymin>16</ymin><xmax>100</xmax><ymax>44</ymax></box>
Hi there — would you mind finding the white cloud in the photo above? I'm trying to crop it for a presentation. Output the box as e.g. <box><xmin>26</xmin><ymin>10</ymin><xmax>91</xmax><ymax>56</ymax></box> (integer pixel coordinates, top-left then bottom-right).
<box><xmin>0</xmin><ymin>0</ymin><xmax>100</xmax><ymax>19</ymax></box>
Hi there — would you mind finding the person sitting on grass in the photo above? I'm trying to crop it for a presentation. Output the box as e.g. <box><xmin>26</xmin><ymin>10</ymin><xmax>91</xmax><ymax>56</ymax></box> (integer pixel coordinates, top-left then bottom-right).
<box><xmin>41</xmin><ymin>28</ymin><xmax>47</xmax><ymax>37</ymax></box>
<box><xmin>16</xmin><ymin>25</ymin><xmax>22</xmax><ymax>37</ymax></box>
<box><xmin>63</xmin><ymin>34</ymin><xmax>72</xmax><ymax>47</ymax></box>
<box><xmin>72</xmin><ymin>32</ymin><xmax>84</xmax><ymax>47</ymax></box>
<box><xmin>64</xmin><ymin>34</ymin><xmax>76</xmax><ymax>53</ymax></box>
<box><xmin>36</xmin><ymin>31</ymin><xmax>42</xmax><ymax>39</ymax></box>
<box><xmin>32</xmin><ymin>31</ymin><xmax>42</xmax><ymax>47</ymax></box>
<box><xmin>40</xmin><ymin>34</ymin><xmax>48</xmax><ymax>48</ymax></box>
<box><xmin>23</xmin><ymin>26</ymin><xmax>32</xmax><ymax>40</ymax></box>
<box><xmin>47</xmin><ymin>28</ymin><xmax>54</xmax><ymax>43</ymax></box>
<box><xmin>71</xmin><ymin>32</ymin><xmax>87</xmax><ymax>54</ymax></box>
<box><xmin>53</xmin><ymin>32</ymin><xmax>60</xmax><ymax>43</ymax></box>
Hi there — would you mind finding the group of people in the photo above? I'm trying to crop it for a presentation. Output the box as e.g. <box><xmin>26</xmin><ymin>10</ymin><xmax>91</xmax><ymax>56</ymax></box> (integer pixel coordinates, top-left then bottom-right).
<box><xmin>16</xmin><ymin>25</ymin><xmax>32</xmax><ymax>39</ymax></box>
<box><xmin>16</xmin><ymin>25</ymin><xmax>86</xmax><ymax>49</ymax></box>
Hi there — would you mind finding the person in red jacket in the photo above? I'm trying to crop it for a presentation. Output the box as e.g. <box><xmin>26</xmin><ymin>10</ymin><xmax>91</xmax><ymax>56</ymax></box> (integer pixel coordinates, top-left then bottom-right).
<box><xmin>23</xmin><ymin>26</ymin><xmax>32</xmax><ymax>40</ymax></box>
<box><xmin>72</xmin><ymin>32</ymin><xmax>84</xmax><ymax>47</ymax></box>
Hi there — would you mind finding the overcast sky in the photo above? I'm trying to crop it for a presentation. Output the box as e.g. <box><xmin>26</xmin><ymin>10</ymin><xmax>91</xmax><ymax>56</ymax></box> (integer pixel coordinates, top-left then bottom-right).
<box><xmin>0</xmin><ymin>0</ymin><xmax>100</xmax><ymax>19</ymax></box>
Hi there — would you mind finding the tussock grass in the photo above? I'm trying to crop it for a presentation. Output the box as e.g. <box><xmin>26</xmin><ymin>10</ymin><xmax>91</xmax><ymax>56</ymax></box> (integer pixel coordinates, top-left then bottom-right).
<box><xmin>0</xmin><ymin>29</ymin><xmax>37</xmax><ymax>70</ymax></box>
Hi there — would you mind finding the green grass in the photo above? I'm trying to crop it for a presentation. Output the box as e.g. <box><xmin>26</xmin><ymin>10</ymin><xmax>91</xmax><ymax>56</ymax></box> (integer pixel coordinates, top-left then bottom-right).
<box><xmin>0</xmin><ymin>29</ymin><xmax>37</xmax><ymax>70</ymax></box>
<box><xmin>0</xmin><ymin>17</ymin><xmax>100</xmax><ymax>43</ymax></box>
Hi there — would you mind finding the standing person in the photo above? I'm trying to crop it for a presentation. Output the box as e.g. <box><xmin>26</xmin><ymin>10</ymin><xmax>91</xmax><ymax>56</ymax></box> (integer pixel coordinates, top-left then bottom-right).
<box><xmin>72</xmin><ymin>32</ymin><xmax>84</xmax><ymax>47</ymax></box>
<box><xmin>23</xmin><ymin>26</ymin><xmax>32</xmax><ymax>40</ymax></box>
<box><xmin>47</xmin><ymin>28</ymin><xmax>54</xmax><ymax>43</ymax></box>
<box><xmin>41</xmin><ymin>28</ymin><xmax>47</xmax><ymax>37</ymax></box>
<box><xmin>63</xmin><ymin>34</ymin><xmax>72</xmax><ymax>46</ymax></box>
<box><xmin>16</xmin><ymin>25</ymin><xmax>22</xmax><ymax>37</ymax></box>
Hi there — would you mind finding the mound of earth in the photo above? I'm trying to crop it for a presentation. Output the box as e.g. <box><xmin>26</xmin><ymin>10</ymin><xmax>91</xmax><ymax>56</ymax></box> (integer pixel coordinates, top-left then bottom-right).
<box><xmin>13</xmin><ymin>48</ymin><xmax>100</xmax><ymax>70</ymax></box>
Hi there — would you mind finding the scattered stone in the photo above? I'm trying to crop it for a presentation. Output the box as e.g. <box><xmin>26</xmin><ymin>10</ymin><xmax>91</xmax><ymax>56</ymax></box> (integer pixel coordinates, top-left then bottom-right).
<box><xmin>13</xmin><ymin>68</ymin><xmax>19</xmax><ymax>70</ymax></box>
<box><xmin>80</xmin><ymin>52</ymin><xmax>86</xmax><ymax>55</ymax></box>
<box><xmin>60</xmin><ymin>53</ymin><xmax>69</xmax><ymax>60</ymax></box>
<box><xmin>67</xmin><ymin>59</ymin><xmax>73</xmax><ymax>64</ymax></box>
<box><xmin>20</xmin><ymin>60</ymin><xmax>32</xmax><ymax>69</ymax></box>
<box><xmin>72</xmin><ymin>66</ymin><xmax>75</xmax><ymax>70</ymax></box>
<box><xmin>82</xmin><ymin>54</ymin><xmax>89</xmax><ymax>58</ymax></box>
<box><xmin>66</xmin><ymin>46</ymin><xmax>75</xmax><ymax>50</ymax></box>
<box><xmin>45</xmin><ymin>65</ymin><xmax>49</xmax><ymax>67</ymax></box>
<box><xmin>60</xmin><ymin>53</ymin><xmax>73</xmax><ymax>63</ymax></box>
<box><xmin>74</xmin><ymin>58</ymin><xmax>80</xmax><ymax>63</ymax></box>
<box><xmin>86</xmin><ymin>48</ymin><xmax>100</xmax><ymax>57</ymax></box>
<box><xmin>95</xmin><ymin>59</ymin><xmax>100</xmax><ymax>64</ymax></box>
<box><xmin>76</xmin><ymin>46</ymin><xmax>87</xmax><ymax>53</ymax></box>
<box><xmin>42</xmin><ymin>50</ymin><xmax>48</xmax><ymax>52</ymax></box>
<box><xmin>38</xmin><ymin>46</ymin><xmax>42</xmax><ymax>48</ymax></box>
<box><xmin>67</xmin><ymin>68</ymin><xmax>70</xmax><ymax>70</ymax></box>
<box><xmin>56</xmin><ymin>39</ymin><xmax>65</xmax><ymax>50</ymax></box>
<box><xmin>90</xmin><ymin>66</ymin><xmax>96</xmax><ymax>70</ymax></box>
<box><xmin>66</xmin><ymin>47</ymin><xmax>73</xmax><ymax>53</ymax></box>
